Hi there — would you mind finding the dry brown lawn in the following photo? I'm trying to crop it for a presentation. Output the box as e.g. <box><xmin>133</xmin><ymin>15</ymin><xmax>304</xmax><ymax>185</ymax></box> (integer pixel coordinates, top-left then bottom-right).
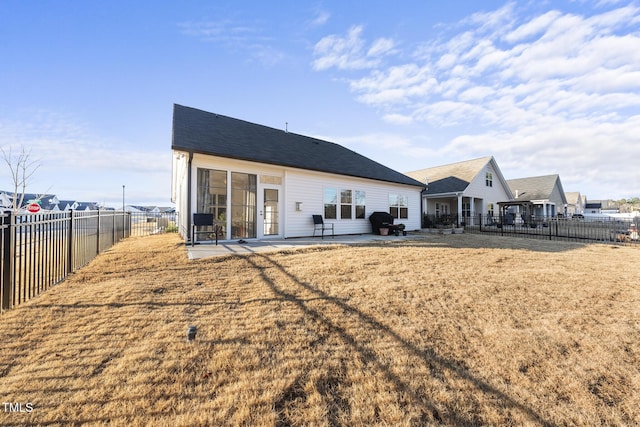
<box><xmin>0</xmin><ymin>233</ymin><xmax>639</xmax><ymax>426</ymax></box>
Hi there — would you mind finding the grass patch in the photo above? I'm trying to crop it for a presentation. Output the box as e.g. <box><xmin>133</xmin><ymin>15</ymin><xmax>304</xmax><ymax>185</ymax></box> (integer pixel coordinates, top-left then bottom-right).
<box><xmin>0</xmin><ymin>233</ymin><xmax>639</xmax><ymax>425</ymax></box>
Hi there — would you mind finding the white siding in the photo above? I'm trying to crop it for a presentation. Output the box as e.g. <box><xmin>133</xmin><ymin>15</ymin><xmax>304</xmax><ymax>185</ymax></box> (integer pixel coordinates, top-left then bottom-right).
<box><xmin>465</xmin><ymin>162</ymin><xmax>512</xmax><ymax>214</ymax></box>
<box><xmin>171</xmin><ymin>151</ymin><xmax>190</xmax><ymax>238</ymax></box>
<box><xmin>285</xmin><ymin>168</ymin><xmax>421</xmax><ymax>237</ymax></box>
<box><xmin>177</xmin><ymin>153</ymin><xmax>422</xmax><ymax>240</ymax></box>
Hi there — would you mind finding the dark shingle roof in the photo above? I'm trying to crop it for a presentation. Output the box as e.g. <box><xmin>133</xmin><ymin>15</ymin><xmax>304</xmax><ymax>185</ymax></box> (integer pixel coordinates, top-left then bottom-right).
<box><xmin>171</xmin><ymin>104</ymin><xmax>424</xmax><ymax>187</ymax></box>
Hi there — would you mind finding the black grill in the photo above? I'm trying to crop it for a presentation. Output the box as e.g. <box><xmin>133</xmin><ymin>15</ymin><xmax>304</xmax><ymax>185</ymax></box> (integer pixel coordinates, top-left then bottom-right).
<box><xmin>369</xmin><ymin>212</ymin><xmax>407</xmax><ymax>236</ymax></box>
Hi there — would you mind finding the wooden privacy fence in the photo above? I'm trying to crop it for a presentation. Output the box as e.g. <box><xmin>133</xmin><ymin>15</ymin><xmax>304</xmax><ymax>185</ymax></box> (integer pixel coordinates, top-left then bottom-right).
<box><xmin>1</xmin><ymin>211</ymin><xmax>176</xmax><ymax>314</ymax></box>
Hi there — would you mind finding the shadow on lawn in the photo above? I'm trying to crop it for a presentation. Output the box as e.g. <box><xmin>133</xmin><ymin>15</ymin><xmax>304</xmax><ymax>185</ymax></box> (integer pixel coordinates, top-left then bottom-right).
<box><xmin>354</xmin><ymin>233</ymin><xmax>588</xmax><ymax>253</ymax></box>
<box><xmin>249</xmin><ymin>252</ymin><xmax>556</xmax><ymax>427</ymax></box>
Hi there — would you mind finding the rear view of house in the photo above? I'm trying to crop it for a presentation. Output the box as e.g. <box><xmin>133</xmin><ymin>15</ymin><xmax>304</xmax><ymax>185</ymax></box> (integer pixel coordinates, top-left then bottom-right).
<box><xmin>171</xmin><ymin>104</ymin><xmax>424</xmax><ymax>242</ymax></box>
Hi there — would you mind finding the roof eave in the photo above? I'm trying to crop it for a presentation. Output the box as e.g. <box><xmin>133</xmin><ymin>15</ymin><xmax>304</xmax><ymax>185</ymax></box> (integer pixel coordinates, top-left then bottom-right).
<box><xmin>181</xmin><ymin>148</ymin><xmax>425</xmax><ymax>188</ymax></box>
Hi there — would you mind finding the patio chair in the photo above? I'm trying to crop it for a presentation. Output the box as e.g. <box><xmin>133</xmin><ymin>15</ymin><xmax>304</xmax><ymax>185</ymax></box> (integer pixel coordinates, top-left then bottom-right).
<box><xmin>192</xmin><ymin>213</ymin><xmax>220</xmax><ymax>246</ymax></box>
<box><xmin>312</xmin><ymin>215</ymin><xmax>334</xmax><ymax>239</ymax></box>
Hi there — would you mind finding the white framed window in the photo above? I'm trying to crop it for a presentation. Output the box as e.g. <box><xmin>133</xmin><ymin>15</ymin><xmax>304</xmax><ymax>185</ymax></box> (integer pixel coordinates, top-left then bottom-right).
<box><xmin>355</xmin><ymin>190</ymin><xmax>366</xmax><ymax>219</ymax></box>
<box><xmin>324</xmin><ymin>188</ymin><xmax>337</xmax><ymax>219</ymax></box>
<box><xmin>340</xmin><ymin>190</ymin><xmax>352</xmax><ymax>219</ymax></box>
<box><xmin>389</xmin><ymin>194</ymin><xmax>408</xmax><ymax>219</ymax></box>
<box><xmin>486</xmin><ymin>171</ymin><xmax>493</xmax><ymax>187</ymax></box>
<box><xmin>463</xmin><ymin>202</ymin><xmax>471</xmax><ymax>218</ymax></box>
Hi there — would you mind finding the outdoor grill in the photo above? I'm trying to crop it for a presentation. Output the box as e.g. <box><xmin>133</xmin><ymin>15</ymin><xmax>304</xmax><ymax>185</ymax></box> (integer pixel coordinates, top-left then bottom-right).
<box><xmin>369</xmin><ymin>211</ymin><xmax>406</xmax><ymax>236</ymax></box>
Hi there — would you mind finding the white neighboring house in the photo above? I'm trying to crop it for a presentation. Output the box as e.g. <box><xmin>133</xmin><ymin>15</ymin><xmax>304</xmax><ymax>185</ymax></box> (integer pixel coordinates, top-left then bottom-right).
<box><xmin>405</xmin><ymin>156</ymin><xmax>513</xmax><ymax>226</ymax></box>
<box><xmin>171</xmin><ymin>104</ymin><xmax>425</xmax><ymax>242</ymax></box>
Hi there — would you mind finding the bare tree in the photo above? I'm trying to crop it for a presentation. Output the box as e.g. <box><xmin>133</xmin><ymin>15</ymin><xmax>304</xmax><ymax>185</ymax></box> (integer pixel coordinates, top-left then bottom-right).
<box><xmin>1</xmin><ymin>145</ymin><xmax>41</xmax><ymax>214</ymax></box>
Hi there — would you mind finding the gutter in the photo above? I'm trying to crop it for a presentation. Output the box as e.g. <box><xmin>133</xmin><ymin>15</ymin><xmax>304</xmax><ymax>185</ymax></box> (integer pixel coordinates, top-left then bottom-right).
<box><xmin>187</xmin><ymin>151</ymin><xmax>193</xmax><ymax>241</ymax></box>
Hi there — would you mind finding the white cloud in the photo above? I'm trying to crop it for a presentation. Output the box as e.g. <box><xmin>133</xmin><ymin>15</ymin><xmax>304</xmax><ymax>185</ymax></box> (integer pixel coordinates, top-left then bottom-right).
<box><xmin>178</xmin><ymin>20</ymin><xmax>285</xmax><ymax>67</ymax></box>
<box><xmin>312</xmin><ymin>25</ymin><xmax>396</xmax><ymax>71</ymax></box>
<box><xmin>504</xmin><ymin>10</ymin><xmax>562</xmax><ymax>43</ymax></box>
<box><xmin>309</xmin><ymin>10</ymin><xmax>330</xmax><ymax>27</ymax></box>
<box><xmin>311</xmin><ymin>2</ymin><xmax>640</xmax><ymax>198</ymax></box>
<box><xmin>382</xmin><ymin>113</ymin><xmax>414</xmax><ymax>125</ymax></box>
<box><xmin>0</xmin><ymin>111</ymin><xmax>169</xmax><ymax>176</ymax></box>
<box><xmin>0</xmin><ymin>110</ymin><xmax>172</xmax><ymax>205</ymax></box>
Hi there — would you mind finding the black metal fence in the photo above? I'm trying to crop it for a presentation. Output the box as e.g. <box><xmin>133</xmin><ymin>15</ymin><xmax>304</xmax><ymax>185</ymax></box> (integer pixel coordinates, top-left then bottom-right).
<box><xmin>460</xmin><ymin>214</ymin><xmax>640</xmax><ymax>246</ymax></box>
<box><xmin>1</xmin><ymin>210</ymin><xmax>176</xmax><ymax>314</ymax></box>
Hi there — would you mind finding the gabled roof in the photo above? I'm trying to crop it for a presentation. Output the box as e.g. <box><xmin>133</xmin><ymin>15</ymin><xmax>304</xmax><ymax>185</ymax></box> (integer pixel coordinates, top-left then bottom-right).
<box><xmin>76</xmin><ymin>202</ymin><xmax>100</xmax><ymax>211</ymax></box>
<box><xmin>565</xmin><ymin>192</ymin><xmax>581</xmax><ymax>205</ymax></box>
<box><xmin>405</xmin><ymin>156</ymin><xmax>502</xmax><ymax>195</ymax></box>
<box><xmin>507</xmin><ymin>174</ymin><xmax>566</xmax><ymax>203</ymax></box>
<box><xmin>171</xmin><ymin>104</ymin><xmax>424</xmax><ymax>188</ymax></box>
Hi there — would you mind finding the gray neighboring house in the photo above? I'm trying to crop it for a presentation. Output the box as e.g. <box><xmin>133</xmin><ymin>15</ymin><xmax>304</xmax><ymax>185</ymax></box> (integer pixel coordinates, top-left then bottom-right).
<box><xmin>505</xmin><ymin>174</ymin><xmax>568</xmax><ymax>219</ymax></box>
<box><xmin>171</xmin><ymin>104</ymin><xmax>425</xmax><ymax>241</ymax></box>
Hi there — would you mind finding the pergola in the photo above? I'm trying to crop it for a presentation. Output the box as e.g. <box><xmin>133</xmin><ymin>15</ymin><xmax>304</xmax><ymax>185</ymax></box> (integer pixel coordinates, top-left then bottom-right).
<box><xmin>497</xmin><ymin>201</ymin><xmax>535</xmax><ymax>225</ymax></box>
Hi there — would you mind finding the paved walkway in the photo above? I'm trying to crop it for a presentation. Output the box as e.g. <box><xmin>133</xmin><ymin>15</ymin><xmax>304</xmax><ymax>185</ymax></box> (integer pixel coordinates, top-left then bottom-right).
<box><xmin>186</xmin><ymin>232</ymin><xmax>426</xmax><ymax>259</ymax></box>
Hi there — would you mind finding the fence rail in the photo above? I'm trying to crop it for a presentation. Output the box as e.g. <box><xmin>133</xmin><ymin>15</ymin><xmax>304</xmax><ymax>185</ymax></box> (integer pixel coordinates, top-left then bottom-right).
<box><xmin>457</xmin><ymin>214</ymin><xmax>640</xmax><ymax>246</ymax></box>
<box><xmin>1</xmin><ymin>211</ymin><xmax>176</xmax><ymax>314</ymax></box>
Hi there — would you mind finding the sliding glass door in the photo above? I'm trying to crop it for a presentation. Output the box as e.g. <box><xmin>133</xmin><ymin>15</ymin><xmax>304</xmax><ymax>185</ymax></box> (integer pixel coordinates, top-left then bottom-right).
<box><xmin>196</xmin><ymin>168</ymin><xmax>227</xmax><ymax>240</ymax></box>
<box><xmin>231</xmin><ymin>172</ymin><xmax>257</xmax><ymax>239</ymax></box>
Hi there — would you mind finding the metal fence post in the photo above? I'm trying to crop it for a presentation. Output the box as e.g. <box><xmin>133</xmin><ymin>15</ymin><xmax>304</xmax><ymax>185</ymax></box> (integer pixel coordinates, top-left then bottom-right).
<box><xmin>2</xmin><ymin>213</ymin><xmax>15</xmax><ymax>311</ymax></box>
<box><xmin>96</xmin><ymin>210</ymin><xmax>101</xmax><ymax>254</ymax></box>
<box><xmin>67</xmin><ymin>210</ymin><xmax>75</xmax><ymax>274</ymax></box>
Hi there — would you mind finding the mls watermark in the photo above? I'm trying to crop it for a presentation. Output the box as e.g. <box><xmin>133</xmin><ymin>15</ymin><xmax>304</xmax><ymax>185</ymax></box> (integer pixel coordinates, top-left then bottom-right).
<box><xmin>2</xmin><ymin>402</ymin><xmax>34</xmax><ymax>413</ymax></box>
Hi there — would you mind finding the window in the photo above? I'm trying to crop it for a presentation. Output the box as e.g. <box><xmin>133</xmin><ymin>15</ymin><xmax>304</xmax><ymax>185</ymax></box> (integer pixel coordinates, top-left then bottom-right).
<box><xmin>260</xmin><ymin>175</ymin><xmax>282</xmax><ymax>185</ymax></box>
<box><xmin>463</xmin><ymin>202</ymin><xmax>471</xmax><ymax>218</ymax></box>
<box><xmin>389</xmin><ymin>194</ymin><xmax>408</xmax><ymax>219</ymax></box>
<box><xmin>231</xmin><ymin>172</ymin><xmax>257</xmax><ymax>239</ymax></box>
<box><xmin>487</xmin><ymin>203</ymin><xmax>494</xmax><ymax>217</ymax></box>
<box><xmin>196</xmin><ymin>168</ymin><xmax>227</xmax><ymax>240</ymax></box>
<box><xmin>486</xmin><ymin>171</ymin><xmax>493</xmax><ymax>187</ymax></box>
<box><xmin>324</xmin><ymin>188</ymin><xmax>337</xmax><ymax>219</ymax></box>
<box><xmin>340</xmin><ymin>190</ymin><xmax>352</xmax><ymax>219</ymax></box>
<box><xmin>436</xmin><ymin>203</ymin><xmax>449</xmax><ymax>217</ymax></box>
<box><xmin>355</xmin><ymin>190</ymin><xmax>366</xmax><ymax>219</ymax></box>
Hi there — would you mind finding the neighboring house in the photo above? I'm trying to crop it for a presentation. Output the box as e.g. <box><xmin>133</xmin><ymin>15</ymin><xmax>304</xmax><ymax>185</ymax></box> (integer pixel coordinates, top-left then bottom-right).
<box><xmin>75</xmin><ymin>202</ymin><xmax>100</xmax><ymax>211</ymax></box>
<box><xmin>126</xmin><ymin>205</ymin><xmax>152</xmax><ymax>213</ymax></box>
<box><xmin>0</xmin><ymin>191</ymin><xmax>12</xmax><ymax>210</ymax></box>
<box><xmin>0</xmin><ymin>192</ymin><xmax>60</xmax><ymax>211</ymax></box>
<box><xmin>589</xmin><ymin>199</ymin><xmax>618</xmax><ymax>214</ymax></box>
<box><xmin>405</xmin><ymin>156</ymin><xmax>513</xmax><ymax>225</ymax></box>
<box><xmin>585</xmin><ymin>202</ymin><xmax>602</xmax><ymax>214</ymax></box>
<box><xmin>505</xmin><ymin>174</ymin><xmax>568</xmax><ymax>219</ymax></box>
<box><xmin>564</xmin><ymin>192</ymin><xmax>585</xmax><ymax>216</ymax></box>
<box><xmin>171</xmin><ymin>104</ymin><xmax>425</xmax><ymax>241</ymax></box>
<box><xmin>58</xmin><ymin>200</ymin><xmax>80</xmax><ymax>211</ymax></box>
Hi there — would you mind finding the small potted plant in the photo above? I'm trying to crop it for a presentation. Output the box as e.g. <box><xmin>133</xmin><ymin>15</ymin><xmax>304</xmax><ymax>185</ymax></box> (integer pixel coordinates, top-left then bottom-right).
<box><xmin>379</xmin><ymin>222</ymin><xmax>390</xmax><ymax>236</ymax></box>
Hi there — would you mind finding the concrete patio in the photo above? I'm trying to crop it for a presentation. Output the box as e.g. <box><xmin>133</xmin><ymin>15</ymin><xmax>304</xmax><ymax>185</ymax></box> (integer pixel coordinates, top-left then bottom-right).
<box><xmin>186</xmin><ymin>232</ymin><xmax>427</xmax><ymax>259</ymax></box>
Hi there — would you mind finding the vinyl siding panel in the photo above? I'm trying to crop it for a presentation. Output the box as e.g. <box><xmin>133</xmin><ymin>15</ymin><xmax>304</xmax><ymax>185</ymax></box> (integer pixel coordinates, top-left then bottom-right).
<box><xmin>185</xmin><ymin>154</ymin><xmax>422</xmax><ymax>240</ymax></box>
<box><xmin>285</xmin><ymin>169</ymin><xmax>422</xmax><ymax>237</ymax></box>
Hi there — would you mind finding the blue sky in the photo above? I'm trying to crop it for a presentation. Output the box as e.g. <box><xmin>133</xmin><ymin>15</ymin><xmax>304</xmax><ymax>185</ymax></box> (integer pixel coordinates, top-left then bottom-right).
<box><xmin>1</xmin><ymin>1</ymin><xmax>639</xmax><ymax>206</ymax></box>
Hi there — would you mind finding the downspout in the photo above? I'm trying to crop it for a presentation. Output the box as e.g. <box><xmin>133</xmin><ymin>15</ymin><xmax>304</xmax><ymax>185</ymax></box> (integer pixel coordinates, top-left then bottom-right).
<box><xmin>187</xmin><ymin>151</ymin><xmax>194</xmax><ymax>241</ymax></box>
